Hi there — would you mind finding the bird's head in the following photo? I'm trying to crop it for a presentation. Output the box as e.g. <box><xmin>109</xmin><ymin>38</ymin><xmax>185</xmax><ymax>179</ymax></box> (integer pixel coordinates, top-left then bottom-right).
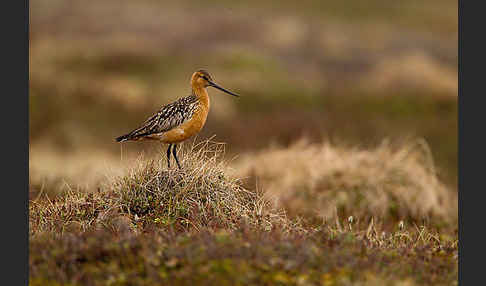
<box><xmin>191</xmin><ymin>69</ymin><xmax>239</xmax><ymax>97</ymax></box>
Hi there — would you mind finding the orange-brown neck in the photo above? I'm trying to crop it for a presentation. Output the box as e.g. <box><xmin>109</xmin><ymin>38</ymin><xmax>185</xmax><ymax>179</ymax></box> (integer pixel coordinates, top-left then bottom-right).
<box><xmin>192</xmin><ymin>86</ymin><xmax>210</xmax><ymax>111</ymax></box>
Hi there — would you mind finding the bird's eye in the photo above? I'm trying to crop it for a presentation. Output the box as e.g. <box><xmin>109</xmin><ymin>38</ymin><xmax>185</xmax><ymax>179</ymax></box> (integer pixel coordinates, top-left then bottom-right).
<box><xmin>202</xmin><ymin>76</ymin><xmax>209</xmax><ymax>81</ymax></box>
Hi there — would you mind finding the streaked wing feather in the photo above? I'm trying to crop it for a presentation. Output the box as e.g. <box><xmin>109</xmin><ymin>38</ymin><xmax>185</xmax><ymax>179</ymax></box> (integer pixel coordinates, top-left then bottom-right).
<box><xmin>123</xmin><ymin>95</ymin><xmax>198</xmax><ymax>139</ymax></box>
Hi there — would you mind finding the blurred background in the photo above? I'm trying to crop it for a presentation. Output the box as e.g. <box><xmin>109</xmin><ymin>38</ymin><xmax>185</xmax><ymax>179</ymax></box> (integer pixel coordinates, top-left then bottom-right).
<box><xmin>29</xmin><ymin>0</ymin><xmax>457</xmax><ymax>193</ymax></box>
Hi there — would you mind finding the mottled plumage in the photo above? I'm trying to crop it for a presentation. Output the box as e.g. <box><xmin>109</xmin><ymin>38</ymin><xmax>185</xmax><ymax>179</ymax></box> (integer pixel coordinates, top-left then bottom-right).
<box><xmin>115</xmin><ymin>70</ymin><xmax>239</xmax><ymax>169</ymax></box>
<box><xmin>115</xmin><ymin>94</ymin><xmax>199</xmax><ymax>142</ymax></box>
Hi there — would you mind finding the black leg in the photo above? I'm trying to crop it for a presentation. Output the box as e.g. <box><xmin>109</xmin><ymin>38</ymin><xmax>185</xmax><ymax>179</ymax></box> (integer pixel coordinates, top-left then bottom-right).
<box><xmin>172</xmin><ymin>144</ymin><xmax>182</xmax><ymax>169</ymax></box>
<box><xmin>166</xmin><ymin>144</ymin><xmax>172</xmax><ymax>169</ymax></box>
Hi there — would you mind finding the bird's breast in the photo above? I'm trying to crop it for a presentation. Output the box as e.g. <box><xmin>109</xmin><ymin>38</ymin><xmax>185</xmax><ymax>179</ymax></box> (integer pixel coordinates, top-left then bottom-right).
<box><xmin>161</xmin><ymin>102</ymin><xmax>209</xmax><ymax>143</ymax></box>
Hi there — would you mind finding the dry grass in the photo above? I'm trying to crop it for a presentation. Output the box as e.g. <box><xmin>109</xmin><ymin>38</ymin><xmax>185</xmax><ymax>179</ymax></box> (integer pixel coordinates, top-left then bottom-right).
<box><xmin>29</xmin><ymin>139</ymin><xmax>457</xmax><ymax>285</ymax></box>
<box><xmin>29</xmin><ymin>140</ymin><xmax>293</xmax><ymax>236</ymax></box>
<box><xmin>233</xmin><ymin>138</ymin><xmax>457</xmax><ymax>225</ymax></box>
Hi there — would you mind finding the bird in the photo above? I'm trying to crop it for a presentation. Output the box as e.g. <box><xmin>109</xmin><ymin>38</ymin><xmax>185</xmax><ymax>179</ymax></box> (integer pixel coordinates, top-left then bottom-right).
<box><xmin>115</xmin><ymin>69</ymin><xmax>240</xmax><ymax>169</ymax></box>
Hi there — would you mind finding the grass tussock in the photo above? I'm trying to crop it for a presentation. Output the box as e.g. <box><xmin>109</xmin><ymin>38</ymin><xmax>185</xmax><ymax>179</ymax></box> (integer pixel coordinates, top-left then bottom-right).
<box><xmin>29</xmin><ymin>140</ymin><xmax>292</xmax><ymax>236</ymax></box>
<box><xmin>234</xmin><ymin>138</ymin><xmax>457</xmax><ymax>225</ymax></box>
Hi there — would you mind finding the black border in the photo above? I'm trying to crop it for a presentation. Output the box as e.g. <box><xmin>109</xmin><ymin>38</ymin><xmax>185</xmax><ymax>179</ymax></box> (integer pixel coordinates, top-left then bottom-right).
<box><xmin>3</xmin><ymin>0</ymin><xmax>29</xmax><ymax>284</ymax></box>
<box><xmin>22</xmin><ymin>0</ymin><xmax>463</xmax><ymax>284</ymax></box>
<box><xmin>459</xmin><ymin>0</ymin><xmax>478</xmax><ymax>284</ymax></box>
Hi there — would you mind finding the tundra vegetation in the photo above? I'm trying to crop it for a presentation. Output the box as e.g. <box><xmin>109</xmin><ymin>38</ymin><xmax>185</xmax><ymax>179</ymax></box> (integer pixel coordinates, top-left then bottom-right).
<box><xmin>30</xmin><ymin>0</ymin><xmax>457</xmax><ymax>284</ymax></box>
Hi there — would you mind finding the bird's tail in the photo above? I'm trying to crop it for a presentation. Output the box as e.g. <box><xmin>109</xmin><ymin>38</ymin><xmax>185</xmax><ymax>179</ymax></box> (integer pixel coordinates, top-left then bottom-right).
<box><xmin>115</xmin><ymin>133</ymin><xmax>131</xmax><ymax>142</ymax></box>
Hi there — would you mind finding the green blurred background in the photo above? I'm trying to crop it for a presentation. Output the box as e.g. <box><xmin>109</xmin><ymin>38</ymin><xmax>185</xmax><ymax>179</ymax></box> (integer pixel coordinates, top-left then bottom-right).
<box><xmin>29</xmin><ymin>0</ymin><xmax>457</xmax><ymax>188</ymax></box>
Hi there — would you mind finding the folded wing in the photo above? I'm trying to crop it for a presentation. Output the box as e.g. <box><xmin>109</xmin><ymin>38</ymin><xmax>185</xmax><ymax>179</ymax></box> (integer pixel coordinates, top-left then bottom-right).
<box><xmin>115</xmin><ymin>95</ymin><xmax>199</xmax><ymax>142</ymax></box>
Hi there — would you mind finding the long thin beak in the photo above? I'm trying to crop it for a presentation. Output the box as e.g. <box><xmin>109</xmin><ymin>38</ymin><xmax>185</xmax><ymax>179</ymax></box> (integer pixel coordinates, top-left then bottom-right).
<box><xmin>208</xmin><ymin>81</ymin><xmax>240</xmax><ymax>97</ymax></box>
